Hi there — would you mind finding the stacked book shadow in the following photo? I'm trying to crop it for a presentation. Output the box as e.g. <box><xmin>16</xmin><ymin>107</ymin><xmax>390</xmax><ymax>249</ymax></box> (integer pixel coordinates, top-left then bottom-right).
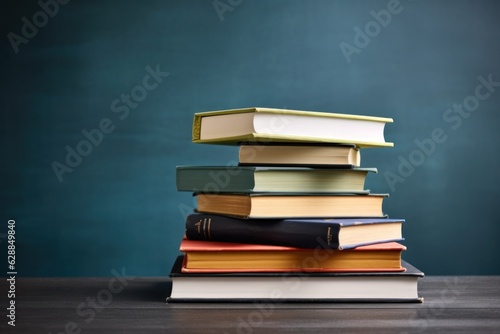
<box><xmin>168</xmin><ymin>107</ymin><xmax>424</xmax><ymax>302</ymax></box>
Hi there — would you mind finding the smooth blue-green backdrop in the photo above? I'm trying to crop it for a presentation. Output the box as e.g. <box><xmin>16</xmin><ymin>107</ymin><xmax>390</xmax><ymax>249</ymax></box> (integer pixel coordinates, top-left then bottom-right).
<box><xmin>2</xmin><ymin>0</ymin><xmax>500</xmax><ymax>276</ymax></box>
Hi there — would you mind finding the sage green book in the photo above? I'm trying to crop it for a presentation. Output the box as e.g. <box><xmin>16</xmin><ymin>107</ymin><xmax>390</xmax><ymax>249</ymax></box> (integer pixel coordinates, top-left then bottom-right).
<box><xmin>192</xmin><ymin>107</ymin><xmax>393</xmax><ymax>148</ymax></box>
<box><xmin>176</xmin><ymin>166</ymin><xmax>376</xmax><ymax>194</ymax></box>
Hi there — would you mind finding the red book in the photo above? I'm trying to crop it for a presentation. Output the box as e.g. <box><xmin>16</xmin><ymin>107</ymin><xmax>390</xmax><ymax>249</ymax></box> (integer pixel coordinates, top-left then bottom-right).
<box><xmin>179</xmin><ymin>238</ymin><xmax>406</xmax><ymax>273</ymax></box>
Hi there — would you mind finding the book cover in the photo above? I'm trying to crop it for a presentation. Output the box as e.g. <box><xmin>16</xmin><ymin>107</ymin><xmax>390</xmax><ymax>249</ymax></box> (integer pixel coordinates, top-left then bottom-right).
<box><xmin>185</xmin><ymin>213</ymin><xmax>403</xmax><ymax>250</ymax></box>
<box><xmin>192</xmin><ymin>107</ymin><xmax>394</xmax><ymax>148</ymax></box>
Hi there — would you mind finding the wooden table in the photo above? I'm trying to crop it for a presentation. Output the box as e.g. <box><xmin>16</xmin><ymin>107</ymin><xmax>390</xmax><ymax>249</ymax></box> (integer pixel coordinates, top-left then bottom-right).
<box><xmin>1</xmin><ymin>276</ymin><xmax>499</xmax><ymax>333</ymax></box>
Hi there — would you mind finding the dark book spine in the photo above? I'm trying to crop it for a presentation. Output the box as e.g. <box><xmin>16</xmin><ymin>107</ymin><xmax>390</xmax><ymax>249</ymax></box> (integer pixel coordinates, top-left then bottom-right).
<box><xmin>185</xmin><ymin>214</ymin><xmax>341</xmax><ymax>249</ymax></box>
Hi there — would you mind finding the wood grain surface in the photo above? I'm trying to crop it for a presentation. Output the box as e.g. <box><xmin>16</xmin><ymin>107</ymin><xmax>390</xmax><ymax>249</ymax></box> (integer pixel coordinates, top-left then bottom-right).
<box><xmin>1</xmin><ymin>276</ymin><xmax>499</xmax><ymax>333</ymax></box>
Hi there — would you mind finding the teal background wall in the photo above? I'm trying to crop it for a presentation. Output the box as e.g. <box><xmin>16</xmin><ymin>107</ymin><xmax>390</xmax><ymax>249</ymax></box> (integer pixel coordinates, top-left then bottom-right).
<box><xmin>2</xmin><ymin>0</ymin><xmax>500</xmax><ymax>276</ymax></box>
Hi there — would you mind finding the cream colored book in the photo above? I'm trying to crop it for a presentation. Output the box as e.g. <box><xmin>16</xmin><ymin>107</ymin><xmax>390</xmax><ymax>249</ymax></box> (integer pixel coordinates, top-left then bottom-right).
<box><xmin>238</xmin><ymin>144</ymin><xmax>361</xmax><ymax>166</ymax></box>
<box><xmin>192</xmin><ymin>107</ymin><xmax>393</xmax><ymax>148</ymax></box>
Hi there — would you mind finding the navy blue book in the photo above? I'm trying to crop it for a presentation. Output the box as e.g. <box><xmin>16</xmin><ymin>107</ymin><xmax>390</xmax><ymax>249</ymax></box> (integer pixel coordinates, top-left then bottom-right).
<box><xmin>185</xmin><ymin>213</ymin><xmax>404</xmax><ymax>250</ymax></box>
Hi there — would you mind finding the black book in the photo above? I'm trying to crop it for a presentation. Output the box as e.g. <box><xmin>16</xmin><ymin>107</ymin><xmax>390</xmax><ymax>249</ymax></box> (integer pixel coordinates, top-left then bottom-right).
<box><xmin>185</xmin><ymin>213</ymin><xmax>404</xmax><ymax>250</ymax></box>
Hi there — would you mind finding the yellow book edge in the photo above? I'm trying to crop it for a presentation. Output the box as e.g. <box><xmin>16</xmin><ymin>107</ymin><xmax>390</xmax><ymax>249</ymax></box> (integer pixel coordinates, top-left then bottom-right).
<box><xmin>194</xmin><ymin>107</ymin><xmax>394</xmax><ymax>123</ymax></box>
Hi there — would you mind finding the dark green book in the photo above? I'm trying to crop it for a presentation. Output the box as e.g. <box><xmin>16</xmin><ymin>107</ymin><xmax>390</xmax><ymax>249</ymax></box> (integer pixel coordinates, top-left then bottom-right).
<box><xmin>176</xmin><ymin>166</ymin><xmax>376</xmax><ymax>193</ymax></box>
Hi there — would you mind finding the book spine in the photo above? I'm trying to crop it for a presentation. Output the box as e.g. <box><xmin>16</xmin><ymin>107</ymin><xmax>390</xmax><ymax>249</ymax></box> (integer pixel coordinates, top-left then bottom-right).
<box><xmin>192</xmin><ymin>114</ymin><xmax>201</xmax><ymax>141</ymax></box>
<box><xmin>185</xmin><ymin>214</ymin><xmax>341</xmax><ymax>249</ymax></box>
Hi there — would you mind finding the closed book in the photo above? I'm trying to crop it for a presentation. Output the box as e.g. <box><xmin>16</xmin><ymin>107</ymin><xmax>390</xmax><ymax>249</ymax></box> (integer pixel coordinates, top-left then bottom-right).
<box><xmin>195</xmin><ymin>193</ymin><xmax>388</xmax><ymax>218</ymax></box>
<box><xmin>179</xmin><ymin>238</ymin><xmax>406</xmax><ymax>273</ymax></box>
<box><xmin>167</xmin><ymin>256</ymin><xmax>424</xmax><ymax>302</ymax></box>
<box><xmin>192</xmin><ymin>107</ymin><xmax>393</xmax><ymax>148</ymax></box>
<box><xmin>176</xmin><ymin>166</ymin><xmax>376</xmax><ymax>193</ymax></box>
<box><xmin>238</xmin><ymin>143</ymin><xmax>361</xmax><ymax>167</ymax></box>
<box><xmin>185</xmin><ymin>213</ymin><xmax>403</xmax><ymax>250</ymax></box>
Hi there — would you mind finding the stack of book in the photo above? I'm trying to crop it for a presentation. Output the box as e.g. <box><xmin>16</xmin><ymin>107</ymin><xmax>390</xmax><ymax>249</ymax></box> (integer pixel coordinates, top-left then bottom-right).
<box><xmin>168</xmin><ymin>107</ymin><xmax>424</xmax><ymax>303</ymax></box>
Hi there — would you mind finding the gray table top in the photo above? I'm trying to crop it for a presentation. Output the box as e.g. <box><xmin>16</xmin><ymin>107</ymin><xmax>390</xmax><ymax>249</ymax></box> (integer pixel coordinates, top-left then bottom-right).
<box><xmin>1</xmin><ymin>276</ymin><xmax>499</xmax><ymax>333</ymax></box>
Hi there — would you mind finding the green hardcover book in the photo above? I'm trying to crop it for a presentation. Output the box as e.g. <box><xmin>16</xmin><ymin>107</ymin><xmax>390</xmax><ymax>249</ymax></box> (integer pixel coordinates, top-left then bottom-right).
<box><xmin>192</xmin><ymin>107</ymin><xmax>393</xmax><ymax>148</ymax></box>
<box><xmin>176</xmin><ymin>166</ymin><xmax>376</xmax><ymax>194</ymax></box>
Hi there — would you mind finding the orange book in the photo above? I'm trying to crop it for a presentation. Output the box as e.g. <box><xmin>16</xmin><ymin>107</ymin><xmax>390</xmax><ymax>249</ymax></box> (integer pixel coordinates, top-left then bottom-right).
<box><xmin>179</xmin><ymin>239</ymin><xmax>406</xmax><ymax>273</ymax></box>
